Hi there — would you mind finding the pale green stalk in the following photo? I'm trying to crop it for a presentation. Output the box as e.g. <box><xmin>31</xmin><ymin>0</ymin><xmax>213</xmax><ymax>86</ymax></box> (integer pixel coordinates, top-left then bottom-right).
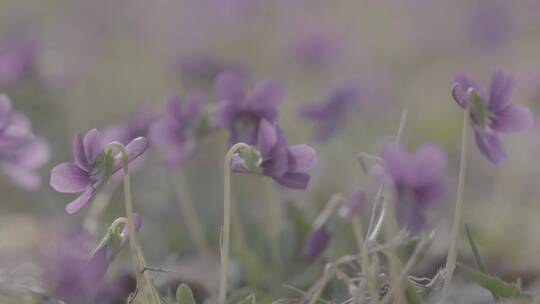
<box><xmin>439</xmin><ymin>101</ymin><xmax>470</xmax><ymax>303</ymax></box>
<box><xmin>219</xmin><ymin>142</ymin><xmax>251</xmax><ymax>304</ymax></box>
<box><xmin>106</xmin><ymin>142</ymin><xmax>160</xmax><ymax>304</ymax></box>
<box><xmin>352</xmin><ymin>217</ymin><xmax>379</xmax><ymax>304</ymax></box>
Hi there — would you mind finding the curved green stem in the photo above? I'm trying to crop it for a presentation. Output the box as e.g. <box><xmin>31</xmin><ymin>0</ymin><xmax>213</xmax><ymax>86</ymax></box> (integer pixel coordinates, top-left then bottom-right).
<box><xmin>219</xmin><ymin>142</ymin><xmax>251</xmax><ymax>304</ymax></box>
<box><xmin>439</xmin><ymin>102</ymin><xmax>470</xmax><ymax>303</ymax></box>
<box><xmin>105</xmin><ymin>142</ymin><xmax>160</xmax><ymax>304</ymax></box>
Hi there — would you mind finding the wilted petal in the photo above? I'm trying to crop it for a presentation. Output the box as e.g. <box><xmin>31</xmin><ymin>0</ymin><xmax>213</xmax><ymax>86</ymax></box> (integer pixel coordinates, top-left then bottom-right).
<box><xmin>215</xmin><ymin>72</ymin><xmax>245</xmax><ymax>102</ymax></box>
<box><xmin>491</xmin><ymin>104</ymin><xmax>533</xmax><ymax>133</ymax></box>
<box><xmin>273</xmin><ymin>172</ymin><xmax>310</xmax><ymax>189</ymax></box>
<box><xmin>65</xmin><ymin>188</ymin><xmax>95</xmax><ymax>214</ymax></box>
<box><xmin>302</xmin><ymin>226</ymin><xmax>330</xmax><ymax>259</ymax></box>
<box><xmin>83</xmin><ymin>129</ymin><xmax>102</xmax><ymax>164</ymax></box>
<box><xmin>249</xmin><ymin>79</ymin><xmax>285</xmax><ymax>110</ymax></box>
<box><xmin>288</xmin><ymin>144</ymin><xmax>317</xmax><ymax>173</ymax></box>
<box><xmin>474</xmin><ymin>130</ymin><xmax>507</xmax><ymax>164</ymax></box>
<box><xmin>489</xmin><ymin>69</ymin><xmax>515</xmax><ymax>112</ymax></box>
<box><xmin>258</xmin><ymin>119</ymin><xmax>277</xmax><ymax>157</ymax></box>
<box><xmin>50</xmin><ymin>163</ymin><xmax>91</xmax><ymax>193</ymax></box>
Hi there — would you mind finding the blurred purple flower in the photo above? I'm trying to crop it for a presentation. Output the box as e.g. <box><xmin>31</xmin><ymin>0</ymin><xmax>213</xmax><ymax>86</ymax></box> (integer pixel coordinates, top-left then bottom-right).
<box><xmin>299</xmin><ymin>82</ymin><xmax>362</xmax><ymax>141</ymax></box>
<box><xmin>50</xmin><ymin>129</ymin><xmax>148</xmax><ymax>214</ymax></box>
<box><xmin>103</xmin><ymin>105</ymin><xmax>158</xmax><ymax>146</ymax></box>
<box><xmin>173</xmin><ymin>53</ymin><xmax>243</xmax><ymax>84</ymax></box>
<box><xmin>339</xmin><ymin>191</ymin><xmax>366</xmax><ymax>221</ymax></box>
<box><xmin>49</xmin><ymin>215</ymin><xmax>142</xmax><ymax>302</ymax></box>
<box><xmin>214</xmin><ymin>72</ymin><xmax>284</xmax><ymax>145</ymax></box>
<box><xmin>149</xmin><ymin>91</ymin><xmax>207</xmax><ymax>168</ymax></box>
<box><xmin>232</xmin><ymin>119</ymin><xmax>317</xmax><ymax>189</ymax></box>
<box><xmin>452</xmin><ymin>69</ymin><xmax>534</xmax><ymax>164</ymax></box>
<box><xmin>302</xmin><ymin>225</ymin><xmax>330</xmax><ymax>259</ymax></box>
<box><xmin>468</xmin><ymin>1</ymin><xmax>513</xmax><ymax>49</ymax></box>
<box><xmin>0</xmin><ymin>33</ymin><xmax>39</xmax><ymax>86</ymax></box>
<box><xmin>292</xmin><ymin>30</ymin><xmax>341</xmax><ymax>68</ymax></box>
<box><xmin>0</xmin><ymin>95</ymin><xmax>50</xmax><ymax>191</ymax></box>
<box><xmin>378</xmin><ymin>142</ymin><xmax>448</xmax><ymax>231</ymax></box>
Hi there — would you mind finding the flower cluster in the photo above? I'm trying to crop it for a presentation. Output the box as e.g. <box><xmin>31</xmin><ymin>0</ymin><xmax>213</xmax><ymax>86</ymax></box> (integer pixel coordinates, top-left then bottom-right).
<box><xmin>0</xmin><ymin>95</ymin><xmax>49</xmax><ymax>191</ymax></box>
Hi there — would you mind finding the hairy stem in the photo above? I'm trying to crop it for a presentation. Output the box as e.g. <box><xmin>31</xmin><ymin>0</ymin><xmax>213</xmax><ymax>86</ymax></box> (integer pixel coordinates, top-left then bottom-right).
<box><xmin>220</xmin><ymin>142</ymin><xmax>251</xmax><ymax>304</ymax></box>
<box><xmin>352</xmin><ymin>217</ymin><xmax>379</xmax><ymax>304</ymax></box>
<box><xmin>106</xmin><ymin>142</ymin><xmax>160</xmax><ymax>304</ymax></box>
<box><xmin>439</xmin><ymin>103</ymin><xmax>470</xmax><ymax>303</ymax></box>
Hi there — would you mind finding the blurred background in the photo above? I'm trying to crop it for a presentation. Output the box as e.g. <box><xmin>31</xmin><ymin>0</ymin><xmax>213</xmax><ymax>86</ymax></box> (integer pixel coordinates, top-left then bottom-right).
<box><xmin>1</xmin><ymin>0</ymin><xmax>540</xmax><ymax>303</ymax></box>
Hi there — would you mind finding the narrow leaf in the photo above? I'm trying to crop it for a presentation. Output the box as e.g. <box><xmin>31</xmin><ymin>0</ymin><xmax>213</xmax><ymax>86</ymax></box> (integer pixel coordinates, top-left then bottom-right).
<box><xmin>457</xmin><ymin>263</ymin><xmax>532</xmax><ymax>301</ymax></box>
<box><xmin>465</xmin><ymin>224</ymin><xmax>488</xmax><ymax>273</ymax></box>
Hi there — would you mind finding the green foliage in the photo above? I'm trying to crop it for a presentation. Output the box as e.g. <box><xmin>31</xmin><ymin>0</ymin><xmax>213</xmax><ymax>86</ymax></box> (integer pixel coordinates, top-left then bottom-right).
<box><xmin>457</xmin><ymin>263</ymin><xmax>532</xmax><ymax>302</ymax></box>
<box><xmin>176</xmin><ymin>284</ymin><xmax>197</xmax><ymax>304</ymax></box>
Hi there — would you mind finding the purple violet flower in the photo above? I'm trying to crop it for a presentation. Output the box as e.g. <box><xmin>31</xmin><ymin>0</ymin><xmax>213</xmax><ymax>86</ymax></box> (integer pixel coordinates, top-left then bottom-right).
<box><xmin>0</xmin><ymin>33</ymin><xmax>39</xmax><ymax>86</ymax></box>
<box><xmin>0</xmin><ymin>95</ymin><xmax>50</xmax><ymax>191</ymax></box>
<box><xmin>452</xmin><ymin>69</ymin><xmax>534</xmax><ymax>164</ymax></box>
<box><xmin>214</xmin><ymin>72</ymin><xmax>285</xmax><ymax>145</ymax></box>
<box><xmin>299</xmin><ymin>82</ymin><xmax>362</xmax><ymax>141</ymax></box>
<box><xmin>103</xmin><ymin>105</ymin><xmax>158</xmax><ymax>146</ymax></box>
<box><xmin>50</xmin><ymin>129</ymin><xmax>148</xmax><ymax>214</ymax></box>
<box><xmin>232</xmin><ymin>119</ymin><xmax>317</xmax><ymax>189</ymax></box>
<box><xmin>48</xmin><ymin>214</ymin><xmax>142</xmax><ymax>302</ymax></box>
<box><xmin>302</xmin><ymin>225</ymin><xmax>330</xmax><ymax>259</ymax></box>
<box><xmin>149</xmin><ymin>91</ymin><xmax>208</xmax><ymax>168</ymax></box>
<box><xmin>378</xmin><ymin>142</ymin><xmax>448</xmax><ymax>232</ymax></box>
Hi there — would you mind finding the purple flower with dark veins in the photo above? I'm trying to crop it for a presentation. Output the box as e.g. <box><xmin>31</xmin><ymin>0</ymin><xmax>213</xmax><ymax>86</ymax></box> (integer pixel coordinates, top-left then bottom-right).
<box><xmin>0</xmin><ymin>95</ymin><xmax>50</xmax><ymax>191</ymax></box>
<box><xmin>149</xmin><ymin>91</ymin><xmax>207</xmax><ymax>168</ymax></box>
<box><xmin>232</xmin><ymin>119</ymin><xmax>316</xmax><ymax>189</ymax></box>
<box><xmin>452</xmin><ymin>69</ymin><xmax>534</xmax><ymax>164</ymax></box>
<box><xmin>379</xmin><ymin>142</ymin><xmax>448</xmax><ymax>232</ymax></box>
<box><xmin>300</xmin><ymin>82</ymin><xmax>362</xmax><ymax>141</ymax></box>
<box><xmin>50</xmin><ymin>129</ymin><xmax>148</xmax><ymax>214</ymax></box>
<box><xmin>214</xmin><ymin>72</ymin><xmax>284</xmax><ymax>145</ymax></box>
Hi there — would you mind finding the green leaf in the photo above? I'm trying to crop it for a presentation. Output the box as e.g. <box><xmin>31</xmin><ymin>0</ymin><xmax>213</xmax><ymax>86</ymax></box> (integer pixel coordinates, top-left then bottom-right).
<box><xmin>457</xmin><ymin>263</ymin><xmax>532</xmax><ymax>301</ymax></box>
<box><xmin>404</xmin><ymin>281</ymin><xmax>422</xmax><ymax>304</ymax></box>
<box><xmin>176</xmin><ymin>284</ymin><xmax>197</xmax><ymax>304</ymax></box>
<box><xmin>464</xmin><ymin>224</ymin><xmax>488</xmax><ymax>273</ymax></box>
